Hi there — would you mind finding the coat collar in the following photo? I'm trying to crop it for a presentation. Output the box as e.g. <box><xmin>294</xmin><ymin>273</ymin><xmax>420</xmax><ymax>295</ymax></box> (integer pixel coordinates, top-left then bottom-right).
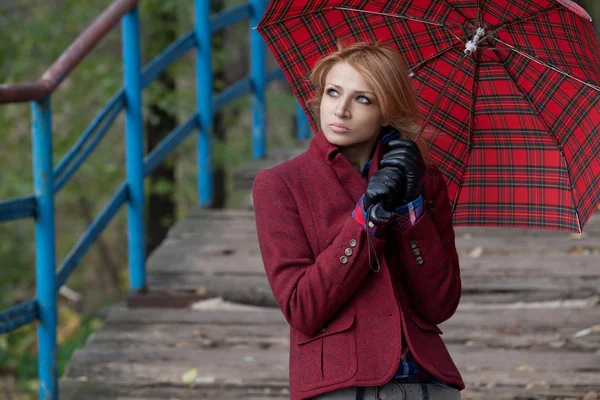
<box><xmin>306</xmin><ymin>130</ymin><xmax>389</xmax><ymax>203</ymax></box>
<box><xmin>307</xmin><ymin>129</ymin><xmax>396</xmax><ymax>180</ymax></box>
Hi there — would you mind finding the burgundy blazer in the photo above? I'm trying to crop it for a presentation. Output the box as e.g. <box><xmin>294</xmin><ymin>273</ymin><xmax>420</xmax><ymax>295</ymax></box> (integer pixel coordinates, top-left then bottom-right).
<box><xmin>252</xmin><ymin>131</ymin><xmax>464</xmax><ymax>400</ymax></box>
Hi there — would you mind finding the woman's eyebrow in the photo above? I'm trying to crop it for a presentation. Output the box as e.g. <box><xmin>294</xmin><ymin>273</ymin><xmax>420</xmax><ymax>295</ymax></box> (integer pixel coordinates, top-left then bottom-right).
<box><xmin>327</xmin><ymin>83</ymin><xmax>375</xmax><ymax>96</ymax></box>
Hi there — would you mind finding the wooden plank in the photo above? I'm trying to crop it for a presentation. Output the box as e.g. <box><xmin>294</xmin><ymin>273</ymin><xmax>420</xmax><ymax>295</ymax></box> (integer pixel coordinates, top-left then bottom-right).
<box><xmin>87</xmin><ymin>323</ymin><xmax>290</xmax><ymax>350</ymax></box>
<box><xmin>105</xmin><ymin>306</ymin><xmax>286</xmax><ymax>325</ymax></box>
<box><xmin>453</xmin><ymin>212</ymin><xmax>600</xmax><ymax>237</ymax></box>
<box><xmin>59</xmin><ymin>377</ymin><xmax>598</xmax><ymax>400</ymax></box>
<box><xmin>63</xmin><ymin>345</ymin><xmax>600</xmax><ymax>390</ymax></box>
<box><xmin>167</xmin><ymin>208</ymin><xmax>600</xmax><ymax>237</ymax></box>
<box><xmin>232</xmin><ymin>144</ymin><xmax>309</xmax><ymax>191</ymax></box>
<box><xmin>64</xmin><ymin>349</ymin><xmax>289</xmax><ymax>387</ymax></box>
<box><xmin>147</xmin><ymin>270</ymin><xmax>599</xmax><ymax>306</ymax></box>
<box><xmin>89</xmin><ymin>320</ymin><xmax>599</xmax><ymax>353</ymax></box>
<box><xmin>67</xmin><ymin>342</ymin><xmax>600</xmax><ymax>375</ymax></box>
<box><xmin>60</xmin><ymin>378</ymin><xmax>289</xmax><ymax>400</ymax></box>
<box><xmin>104</xmin><ymin>305</ymin><xmax>600</xmax><ymax>331</ymax></box>
<box><xmin>148</xmin><ymin>252</ymin><xmax>600</xmax><ymax>277</ymax></box>
<box><xmin>147</xmin><ymin>274</ymin><xmax>277</xmax><ymax>306</ymax></box>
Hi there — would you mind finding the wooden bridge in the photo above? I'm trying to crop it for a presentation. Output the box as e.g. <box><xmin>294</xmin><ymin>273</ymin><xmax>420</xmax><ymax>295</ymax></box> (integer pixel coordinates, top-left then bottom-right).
<box><xmin>58</xmin><ymin>150</ymin><xmax>600</xmax><ymax>400</ymax></box>
<box><xmin>2</xmin><ymin>1</ymin><xmax>599</xmax><ymax>399</ymax></box>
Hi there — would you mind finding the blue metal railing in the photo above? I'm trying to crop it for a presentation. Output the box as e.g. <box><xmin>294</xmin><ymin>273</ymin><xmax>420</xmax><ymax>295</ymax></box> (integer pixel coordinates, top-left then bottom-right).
<box><xmin>0</xmin><ymin>1</ymin><xmax>311</xmax><ymax>399</ymax></box>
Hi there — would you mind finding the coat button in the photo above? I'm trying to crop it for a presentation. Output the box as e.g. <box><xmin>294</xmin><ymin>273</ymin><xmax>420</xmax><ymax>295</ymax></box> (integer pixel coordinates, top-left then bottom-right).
<box><xmin>345</xmin><ymin>248</ymin><xmax>353</xmax><ymax>256</ymax></box>
<box><xmin>340</xmin><ymin>256</ymin><xmax>349</xmax><ymax>265</ymax></box>
<box><xmin>410</xmin><ymin>240</ymin><xmax>418</xmax><ymax>249</ymax></box>
<box><xmin>349</xmin><ymin>239</ymin><xmax>357</xmax><ymax>247</ymax></box>
<box><xmin>416</xmin><ymin>256</ymin><xmax>424</xmax><ymax>265</ymax></box>
<box><xmin>413</xmin><ymin>248</ymin><xmax>421</xmax><ymax>256</ymax></box>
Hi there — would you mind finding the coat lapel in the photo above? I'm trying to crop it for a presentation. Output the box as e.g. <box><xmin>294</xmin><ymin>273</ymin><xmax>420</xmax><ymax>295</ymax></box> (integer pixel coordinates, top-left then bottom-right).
<box><xmin>308</xmin><ymin>130</ymin><xmax>386</xmax><ymax>204</ymax></box>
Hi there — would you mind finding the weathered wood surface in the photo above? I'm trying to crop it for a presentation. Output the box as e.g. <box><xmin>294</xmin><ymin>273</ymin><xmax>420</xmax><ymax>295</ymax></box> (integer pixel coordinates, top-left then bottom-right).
<box><xmin>62</xmin><ymin>205</ymin><xmax>600</xmax><ymax>399</ymax></box>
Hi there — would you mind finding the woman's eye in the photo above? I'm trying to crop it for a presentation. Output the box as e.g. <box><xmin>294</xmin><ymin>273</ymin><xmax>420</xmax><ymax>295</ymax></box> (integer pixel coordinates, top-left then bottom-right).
<box><xmin>326</xmin><ymin>88</ymin><xmax>370</xmax><ymax>104</ymax></box>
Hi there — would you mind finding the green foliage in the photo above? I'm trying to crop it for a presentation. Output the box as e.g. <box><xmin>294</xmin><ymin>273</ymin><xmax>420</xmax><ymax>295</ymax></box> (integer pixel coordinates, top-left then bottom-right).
<box><xmin>0</xmin><ymin>0</ymin><xmax>299</xmax><ymax>398</ymax></box>
<box><xmin>0</xmin><ymin>311</ymin><xmax>103</xmax><ymax>399</ymax></box>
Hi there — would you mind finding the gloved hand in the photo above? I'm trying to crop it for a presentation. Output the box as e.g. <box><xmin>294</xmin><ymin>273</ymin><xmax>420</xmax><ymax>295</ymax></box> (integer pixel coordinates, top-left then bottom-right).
<box><xmin>363</xmin><ymin>166</ymin><xmax>405</xmax><ymax>225</ymax></box>
<box><xmin>379</xmin><ymin>139</ymin><xmax>425</xmax><ymax>205</ymax></box>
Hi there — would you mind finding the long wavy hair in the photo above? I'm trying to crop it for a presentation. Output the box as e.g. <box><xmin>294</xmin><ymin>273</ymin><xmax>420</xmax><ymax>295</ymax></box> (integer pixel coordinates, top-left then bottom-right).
<box><xmin>307</xmin><ymin>40</ymin><xmax>429</xmax><ymax>161</ymax></box>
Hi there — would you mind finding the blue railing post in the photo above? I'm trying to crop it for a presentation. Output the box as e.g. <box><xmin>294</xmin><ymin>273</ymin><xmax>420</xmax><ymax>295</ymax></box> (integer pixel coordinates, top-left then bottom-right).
<box><xmin>250</xmin><ymin>0</ymin><xmax>267</xmax><ymax>159</ymax></box>
<box><xmin>31</xmin><ymin>97</ymin><xmax>58</xmax><ymax>400</ymax></box>
<box><xmin>122</xmin><ymin>7</ymin><xmax>146</xmax><ymax>291</ymax></box>
<box><xmin>195</xmin><ymin>0</ymin><xmax>213</xmax><ymax>206</ymax></box>
<box><xmin>296</xmin><ymin>101</ymin><xmax>310</xmax><ymax>141</ymax></box>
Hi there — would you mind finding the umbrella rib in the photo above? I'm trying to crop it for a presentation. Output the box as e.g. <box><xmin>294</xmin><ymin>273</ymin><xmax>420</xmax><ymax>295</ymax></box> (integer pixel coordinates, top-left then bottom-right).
<box><xmin>479</xmin><ymin>6</ymin><xmax>560</xmax><ymax>44</ymax></box>
<box><xmin>491</xmin><ymin>37</ymin><xmax>600</xmax><ymax>92</ymax></box>
<box><xmin>439</xmin><ymin>0</ymin><xmax>469</xmax><ymax>39</ymax></box>
<box><xmin>337</xmin><ymin>6</ymin><xmax>466</xmax><ymax>44</ymax></box>
<box><xmin>335</xmin><ymin>7</ymin><xmax>447</xmax><ymax>28</ymax></box>
<box><xmin>256</xmin><ymin>6</ymin><xmax>461</xmax><ymax>32</ymax></box>
<box><xmin>253</xmin><ymin>7</ymin><xmax>341</xmax><ymax>28</ymax></box>
<box><xmin>408</xmin><ymin>43</ymin><xmax>461</xmax><ymax>75</ymax></box>
<box><xmin>490</xmin><ymin>47</ymin><xmax>583</xmax><ymax>233</ymax></box>
<box><xmin>451</xmin><ymin>54</ymin><xmax>480</xmax><ymax>214</ymax></box>
<box><xmin>417</xmin><ymin>52</ymin><xmax>469</xmax><ymax>141</ymax></box>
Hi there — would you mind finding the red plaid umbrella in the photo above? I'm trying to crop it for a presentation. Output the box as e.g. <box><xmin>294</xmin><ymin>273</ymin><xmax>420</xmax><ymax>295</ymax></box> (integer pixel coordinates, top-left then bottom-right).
<box><xmin>256</xmin><ymin>0</ymin><xmax>600</xmax><ymax>233</ymax></box>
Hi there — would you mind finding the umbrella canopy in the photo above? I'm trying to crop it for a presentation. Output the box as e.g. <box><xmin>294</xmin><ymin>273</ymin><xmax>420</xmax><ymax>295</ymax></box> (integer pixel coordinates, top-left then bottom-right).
<box><xmin>256</xmin><ymin>0</ymin><xmax>600</xmax><ymax>233</ymax></box>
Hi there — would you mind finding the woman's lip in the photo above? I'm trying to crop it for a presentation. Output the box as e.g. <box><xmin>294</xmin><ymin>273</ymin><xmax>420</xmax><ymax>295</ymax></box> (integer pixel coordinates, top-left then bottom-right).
<box><xmin>329</xmin><ymin>123</ymin><xmax>350</xmax><ymax>133</ymax></box>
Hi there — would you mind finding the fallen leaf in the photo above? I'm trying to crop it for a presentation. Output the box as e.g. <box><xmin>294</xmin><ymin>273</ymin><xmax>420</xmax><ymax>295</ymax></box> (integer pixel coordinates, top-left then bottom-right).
<box><xmin>574</xmin><ymin>328</ymin><xmax>595</xmax><ymax>338</ymax></box>
<box><xmin>468</xmin><ymin>246</ymin><xmax>484</xmax><ymax>258</ymax></box>
<box><xmin>583</xmin><ymin>391</ymin><xmax>598</xmax><ymax>400</ymax></box>
<box><xmin>181</xmin><ymin>368</ymin><xmax>198</xmax><ymax>384</ymax></box>
<box><xmin>516</xmin><ymin>364</ymin><xmax>535</xmax><ymax>372</ymax></box>
<box><xmin>549</xmin><ymin>340</ymin><xmax>566</xmax><ymax>349</ymax></box>
<box><xmin>569</xmin><ymin>247</ymin><xmax>585</xmax><ymax>255</ymax></box>
<box><xmin>195</xmin><ymin>287</ymin><xmax>208</xmax><ymax>296</ymax></box>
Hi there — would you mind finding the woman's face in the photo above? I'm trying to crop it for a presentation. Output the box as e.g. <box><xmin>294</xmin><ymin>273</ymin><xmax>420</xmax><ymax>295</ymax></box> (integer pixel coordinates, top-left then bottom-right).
<box><xmin>319</xmin><ymin>62</ymin><xmax>384</xmax><ymax>148</ymax></box>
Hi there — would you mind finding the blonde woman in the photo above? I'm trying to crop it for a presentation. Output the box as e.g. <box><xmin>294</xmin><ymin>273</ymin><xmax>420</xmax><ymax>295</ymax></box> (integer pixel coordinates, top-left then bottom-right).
<box><xmin>253</xmin><ymin>41</ymin><xmax>463</xmax><ymax>400</ymax></box>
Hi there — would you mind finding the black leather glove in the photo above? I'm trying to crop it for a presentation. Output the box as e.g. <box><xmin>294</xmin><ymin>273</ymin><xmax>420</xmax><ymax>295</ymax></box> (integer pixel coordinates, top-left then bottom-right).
<box><xmin>379</xmin><ymin>139</ymin><xmax>426</xmax><ymax>205</ymax></box>
<box><xmin>363</xmin><ymin>166</ymin><xmax>405</xmax><ymax>225</ymax></box>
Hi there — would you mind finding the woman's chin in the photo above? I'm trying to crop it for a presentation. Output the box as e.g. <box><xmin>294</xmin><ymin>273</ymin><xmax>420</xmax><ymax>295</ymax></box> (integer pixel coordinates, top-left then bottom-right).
<box><xmin>323</xmin><ymin>131</ymin><xmax>355</xmax><ymax>147</ymax></box>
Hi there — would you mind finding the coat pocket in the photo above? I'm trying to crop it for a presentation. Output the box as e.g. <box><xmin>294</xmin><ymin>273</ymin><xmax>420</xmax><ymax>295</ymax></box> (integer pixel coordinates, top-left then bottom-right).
<box><xmin>294</xmin><ymin>307</ymin><xmax>358</xmax><ymax>391</ymax></box>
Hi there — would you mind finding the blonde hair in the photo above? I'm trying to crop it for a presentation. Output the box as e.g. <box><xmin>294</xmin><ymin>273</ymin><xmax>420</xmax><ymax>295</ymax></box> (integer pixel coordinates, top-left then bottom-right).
<box><xmin>308</xmin><ymin>40</ymin><xmax>429</xmax><ymax>161</ymax></box>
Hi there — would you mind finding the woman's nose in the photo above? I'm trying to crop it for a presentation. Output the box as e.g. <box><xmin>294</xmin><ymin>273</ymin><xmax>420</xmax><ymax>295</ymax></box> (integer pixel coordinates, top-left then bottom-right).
<box><xmin>334</xmin><ymin>99</ymin><xmax>350</xmax><ymax>118</ymax></box>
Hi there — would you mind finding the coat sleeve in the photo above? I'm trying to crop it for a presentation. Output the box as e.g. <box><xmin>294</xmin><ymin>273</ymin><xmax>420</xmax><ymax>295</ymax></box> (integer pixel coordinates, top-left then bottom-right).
<box><xmin>252</xmin><ymin>168</ymin><xmax>386</xmax><ymax>337</ymax></box>
<box><xmin>389</xmin><ymin>166</ymin><xmax>461</xmax><ymax>326</ymax></box>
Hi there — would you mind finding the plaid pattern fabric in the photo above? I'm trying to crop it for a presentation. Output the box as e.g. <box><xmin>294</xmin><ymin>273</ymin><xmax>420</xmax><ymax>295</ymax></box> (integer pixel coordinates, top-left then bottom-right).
<box><xmin>257</xmin><ymin>0</ymin><xmax>600</xmax><ymax>233</ymax></box>
<box><xmin>351</xmin><ymin>131</ymin><xmax>425</xmax><ymax>237</ymax></box>
<box><xmin>351</xmin><ymin>193</ymin><xmax>424</xmax><ymax>238</ymax></box>
<box><xmin>395</xmin><ymin>342</ymin><xmax>449</xmax><ymax>387</ymax></box>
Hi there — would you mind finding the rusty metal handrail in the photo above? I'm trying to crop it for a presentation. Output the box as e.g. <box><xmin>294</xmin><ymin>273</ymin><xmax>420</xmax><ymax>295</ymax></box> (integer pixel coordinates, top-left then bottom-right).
<box><xmin>0</xmin><ymin>0</ymin><xmax>139</xmax><ymax>104</ymax></box>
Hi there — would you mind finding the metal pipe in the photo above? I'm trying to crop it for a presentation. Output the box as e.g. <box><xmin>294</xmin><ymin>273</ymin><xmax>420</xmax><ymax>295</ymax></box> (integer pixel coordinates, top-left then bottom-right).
<box><xmin>195</xmin><ymin>0</ymin><xmax>213</xmax><ymax>206</ymax></box>
<box><xmin>122</xmin><ymin>6</ymin><xmax>146</xmax><ymax>291</ymax></box>
<box><xmin>250</xmin><ymin>0</ymin><xmax>267</xmax><ymax>159</ymax></box>
<box><xmin>0</xmin><ymin>0</ymin><xmax>139</xmax><ymax>104</ymax></box>
<box><xmin>31</xmin><ymin>97</ymin><xmax>58</xmax><ymax>400</ymax></box>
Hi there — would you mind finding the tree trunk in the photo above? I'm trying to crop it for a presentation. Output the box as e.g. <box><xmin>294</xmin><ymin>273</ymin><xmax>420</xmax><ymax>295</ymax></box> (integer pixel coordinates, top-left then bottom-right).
<box><xmin>144</xmin><ymin>5</ymin><xmax>178</xmax><ymax>255</ymax></box>
<box><xmin>211</xmin><ymin>0</ymin><xmax>227</xmax><ymax>209</ymax></box>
